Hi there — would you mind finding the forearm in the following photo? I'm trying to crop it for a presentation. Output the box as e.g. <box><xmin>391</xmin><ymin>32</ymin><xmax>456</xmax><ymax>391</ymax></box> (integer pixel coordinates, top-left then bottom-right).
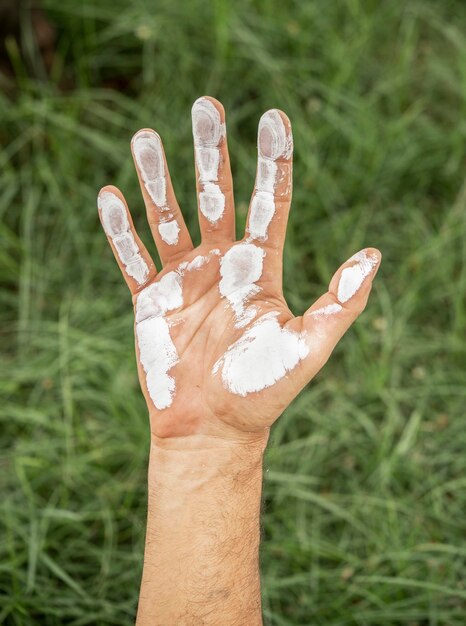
<box><xmin>136</xmin><ymin>431</ymin><xmax>270</xmax><ymax>626</ymax></box>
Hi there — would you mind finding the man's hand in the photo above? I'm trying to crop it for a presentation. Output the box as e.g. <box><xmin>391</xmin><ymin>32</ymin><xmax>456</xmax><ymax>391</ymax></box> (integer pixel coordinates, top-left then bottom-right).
<box><xmin>98</xmin><ymin>96</ymin><xmax>381</xmax><ymax>444</ymax></box>
<box><xmin>98</xmin><ymin>96</ymin><xmax>381</xmax><ymax>625</ymax></box>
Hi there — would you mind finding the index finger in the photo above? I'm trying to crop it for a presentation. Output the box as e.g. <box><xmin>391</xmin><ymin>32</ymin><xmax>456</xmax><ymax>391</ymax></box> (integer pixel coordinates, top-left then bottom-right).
<box><xmin>245</xmin><ymin>109</ymin><xmax>293</xmax><ymax>248</ymax></box>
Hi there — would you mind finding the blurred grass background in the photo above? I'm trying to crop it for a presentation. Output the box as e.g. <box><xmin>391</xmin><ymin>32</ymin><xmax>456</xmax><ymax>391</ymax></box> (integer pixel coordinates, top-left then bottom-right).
<box><xmin>1</xmin><ymin>0</ymin><xmax>466</xmax><ymax>624</ymax></box>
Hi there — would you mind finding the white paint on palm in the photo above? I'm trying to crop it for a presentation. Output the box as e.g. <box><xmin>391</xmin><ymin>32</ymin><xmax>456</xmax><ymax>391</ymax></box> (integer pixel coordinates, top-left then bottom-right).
<box><xmin>177</xmin><ymin>249</ymin><xmax>221</xmax><ymax>274</ymax></box>
<box><xmin>192</xmin><ymin>98</ymin><xmax>226</xmax><ymax>224</ymax></box>
<box><xmin>219</xmin><ymin>243</ymin><xmax>264</xmax><ymax>328</ymax></box>
<box><xmin>98</xmin><ymin>190</ymin><xmax>149</xmax><ymax>285</ymax></box>
<box><xmin>135</xmin><ymin>248</ymin><xmax>222</xmax><ymax>410</ymax></box>
<box><xmin>135</xmin><ymin>272</ymin><xmax>183</xmax><ymax>410</ymax></box>
<box><xmin>213</xmin><ymin>312</ymin><xmax>308</xmax><ymax>396</ymax></box>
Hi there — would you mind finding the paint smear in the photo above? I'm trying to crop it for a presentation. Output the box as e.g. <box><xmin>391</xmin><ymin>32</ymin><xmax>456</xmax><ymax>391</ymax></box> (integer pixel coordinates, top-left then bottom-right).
<box><xmin>219</xmin><ymin>243</ymin><xmax>264</xmax><ymax>328</ymax></box>
<box><xmin>192</xmin><ymin>98</ymin><xmax>226</xmax><ymax>224</ymax></box>
<box><xmin>135</xmin><ymin>271</ymin><xmax>183</xmax><ymax>410</ymax></box>
<box><xmin>247</xmin><ymin>110</ymin><xmax>293</xmax><ymax>241</ymax></box>
<box><xmin>135</xmin><ymin>247</ymin><xmax>221</xmax><ymax>409</ymax></box>
<box><xmin>213</xmin><ymin>312</ymin><xmax>309</xmax><ymax>396</ymax></box>
<box><xmin>199</xmin><ymin>182</ymin><xmax>225</xmax><ymax>223</ymax></box>
<box><xmin>136</xmin><ymin>316</ymin><xmax>178</xmax><ymax>411</ymax></box>
<box><xmin>310</xmin><ymin>303</ymin><xmax>343</xmax><ymax>317</ymax></box>
<box><xmin>98</xmin><ymin>190</ymin><xmax>149</xmax><ymax>285</ymax></box>
<box><xmin>248</xmin><ymin>192</ymin><xmax>276</xmax><ymax>240</ymax></box>
<box><xmin>337</xmin><ymin>250</ymin><xmax>379</xmax><ymax>303</ymax></box>
<box><xmin>177</xmin><ymin>249</ymin><xmax>221</xmax><ymax>274</ymax></box>
<box><xmin>158</xmin><ymin>220</ymin><xmax>180</xmax><ymax>245</ymax></box>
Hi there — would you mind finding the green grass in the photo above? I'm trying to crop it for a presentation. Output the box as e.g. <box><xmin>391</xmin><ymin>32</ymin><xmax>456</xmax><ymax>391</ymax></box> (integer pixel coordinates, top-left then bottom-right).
<box><xmin>1</xmin><ymin>0</ymin><xmax>466</xmax><ymax>623</ymax></box>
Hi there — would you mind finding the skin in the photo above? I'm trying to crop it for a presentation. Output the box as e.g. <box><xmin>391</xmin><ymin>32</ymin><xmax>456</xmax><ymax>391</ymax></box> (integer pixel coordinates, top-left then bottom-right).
<box><xmin>98</xmin><ymin>96</ymin><xmax>381</xmax><ymax>625</ymax></box>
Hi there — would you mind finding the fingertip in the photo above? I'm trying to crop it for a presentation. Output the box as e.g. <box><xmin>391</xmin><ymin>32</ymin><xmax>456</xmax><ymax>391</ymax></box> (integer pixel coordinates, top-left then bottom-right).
<box><xmin>98</xmin><ymin>184</ymin><xmax>119</xmax><ymax>197</ymax></box>
<box><xmin>365</xmin><ymin>247</ymin><xmax>382</xmax><ymax>265</ymax></box>
<box><xmin>258</xmin><ymin>109</ymin><xmax>293</xmax><ymax>161</ymax></box>
<box><xmin>329</xmin><ymin>247</ymin><xmax>381</xmax><ymax>307</ymax></box>
<box><xmin>97</xmin><ymin>185</ymin><xmax>124</xmax><ymax>212</ymax></box>
<box><xmin>195</xmin><ymin>95</ymin><xmax>225</xmax><ymax>116</ymax></box>
<box><xmin>131</xmin><ymin>128</ymin><xmax>162</xmax><ymax>148</ymax></box>
<box><xmin>191</xmin><ymin>96</ymin><xmax>226</xmax><ymax>147</ymax></box>
<box><xmin>260</xmin><ymin>108</ymin><xmax>291</xmax><ymax>127</ymax></box>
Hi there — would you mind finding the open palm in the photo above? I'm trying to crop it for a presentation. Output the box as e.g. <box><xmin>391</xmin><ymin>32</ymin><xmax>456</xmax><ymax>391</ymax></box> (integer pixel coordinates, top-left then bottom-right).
<box><xmin>98</xmin><ymin>97</ymin><xmax>381</xmax><ymax>442</ymax></box>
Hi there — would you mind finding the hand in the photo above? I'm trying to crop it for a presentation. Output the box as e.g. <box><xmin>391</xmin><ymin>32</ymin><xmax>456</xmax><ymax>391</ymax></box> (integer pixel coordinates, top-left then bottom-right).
<box><xmin>98</xmin><ymin>96</ymin><xmax>381</xmax><ymax>443</ymax></box>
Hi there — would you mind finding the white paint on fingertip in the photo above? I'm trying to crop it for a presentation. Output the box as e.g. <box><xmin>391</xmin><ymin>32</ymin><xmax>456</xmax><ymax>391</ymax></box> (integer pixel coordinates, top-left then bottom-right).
<box><xmin>219</xmin><ymin>243</ymin><xmax>264</xmax><ymax>328</ymax></box>
<box><xmin>310</xmin><ymin>303</ymin><xmax>343</xmax><ymax>317</ymax></box>
<box><xmin>132</xmin><ymin>131</ymin><xmax>168</xmax><ymax>207</ymax></box>
<box><xmin>337</xmin><ymin>250</ymin><xmax>379</xmax><ymax>303</ymax></box>
<box><xmin>212</xmin><ymin>312</ymin><xmax>308</xmax><ymax>396</ymax></box>
<box><xmin>258</xmin><ymin>110</ymin><xmax>293</xmax><ymax>161</ymax></box>
<box><xmin>192</xmin><ymin>98</ymin><xmax>225</xmax><ymax>147</ymax></box>
<box><xmin>158</xmin><ymin>220</ymin><xmax>180</xmax><ymax>245</ymax></box>
<box><xmin>192</xmin><ymin>97</ymin><xmax>226</xmax><ymax>224</ymax></box>
<box><xmin>98</xmin><ymin>191</ymin><xmax>149</xmax><ymax>285</ymax></box>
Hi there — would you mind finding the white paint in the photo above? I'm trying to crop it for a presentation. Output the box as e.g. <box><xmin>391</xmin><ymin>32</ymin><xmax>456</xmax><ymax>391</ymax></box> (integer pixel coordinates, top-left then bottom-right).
<box><xmin>196</xmin><ymin>148</ymin><xmax>220</xmax><ymax>182</ymax></box>
<box><xmin>192</xmin><ymin>98</ymin><xmax>225</xmax><ymax>149</ymax></box>
<box><xmin>257</xmin><ymin>110</ymin><xmax>293</xmax><ymax>161</ymax></box>
<box><xmin>132</xmin><ymin>130</ymin><xmax>168</xmax><ymax>208</ymax></box>
<box><xmin>98</xmin><ymin>191</ymin><xmax>149</xmax><ymax>285</ymax></box>
<box><xmin>213</xmin><ymin>312</ymin><xmax>309</xmax><ymax>396</ymax></box>
<box><xmin>337</xmin><ymin>250</ymin><xmax>379</xmax><ymax>303</ymax></box>
<box><xmin>199</xmin><ymin>182</ymin><xmax>226</xmax><ymax>223</ymax></box>
<box><xmin>135</xmin><ymin>246</ymin><xmax>222</xmax><ymax>409</ymax></box>
<box><xmin>136</xmin><ymin>316</ymin><xmax>178</xmax><ymax>410</ymax></box>
<box><xmin>310</xmin><ymin>303</ymin><xmax>343</xmax><ymax>317</ymax></box>
<box><xmin>184</xmin><ymin>254</ymin><xmax>209</xmax><ymax>272</ymax></box>
<box><xmin>177</xmin><ymin>249</ymin><xmax>220</xmax><ymax>274</ymax></box>
<box><xmin>135</xmin><ymin>272</ymin><xmax>183</xmax><ymax>322</ymax></box>
<box><xmin>158</xmin><ymin>220</ymin><xmax>180</xmax><ymax>245</ymax></box>
<box><xmin>219</xmin><ymin>243</ymin><xmax>264</xmax><ymax>328</ymax></box>
<box><xmin>247</xmin><ymin>110</ymin><xmax>293</xmax><ymax>241</ymax></box>
<box><xmin>192</xmin><ymin>98</ymin><xmax>226</xmax><ymax>224</ymax></box>
<box><xmin>248</xmin><ymin>192</ymin><xmax>276</xmax><ymax>240</ymax></box>
<box><xmin>256</xmin><ymin>157</ymin><xmax>278</xmax><ymax>194</ymax></box>
<box><xmin>133</xmin><ymin>131</ymin><xmax>184</xmax><ymax>246</ymax></box>
<box><xmin>135</xmin><ymin>271</ymin><xmax>184</xmax><ymax>410</ymax></box>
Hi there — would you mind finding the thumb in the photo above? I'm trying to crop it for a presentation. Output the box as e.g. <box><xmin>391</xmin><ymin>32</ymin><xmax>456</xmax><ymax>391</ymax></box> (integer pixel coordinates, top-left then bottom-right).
<box><xmin>300</xmin><ymin>247</ymin><xmax>382</xmax><ymax>373</ymax></box>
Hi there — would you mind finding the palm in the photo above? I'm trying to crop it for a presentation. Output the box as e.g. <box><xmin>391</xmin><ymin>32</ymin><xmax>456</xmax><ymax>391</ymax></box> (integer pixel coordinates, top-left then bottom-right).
<box><xmin>99</xmin><ymin>97</ymin><xmax>381</xmax><ymax>442</ymax></box>
<box><xmin>135</xmin><ymin>240</ymin><xmax>295</xmax><ymax>438</ymax></box>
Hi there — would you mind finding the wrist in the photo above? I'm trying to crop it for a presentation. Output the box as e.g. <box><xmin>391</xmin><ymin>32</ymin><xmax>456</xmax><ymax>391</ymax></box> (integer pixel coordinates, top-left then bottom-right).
<box><xmin>148</xmin><ymin>430</ymin><xmax>270</xmax><ymax>489</ymax></box>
